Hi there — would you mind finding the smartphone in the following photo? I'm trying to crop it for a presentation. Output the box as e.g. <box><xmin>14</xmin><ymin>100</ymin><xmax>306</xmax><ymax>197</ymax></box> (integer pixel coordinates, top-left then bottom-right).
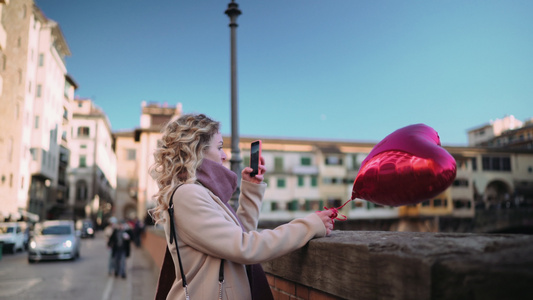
<box><xmin>250</xmin><ymin>140</ymin><xmax>262</xmax><ymax>177</ymax></box>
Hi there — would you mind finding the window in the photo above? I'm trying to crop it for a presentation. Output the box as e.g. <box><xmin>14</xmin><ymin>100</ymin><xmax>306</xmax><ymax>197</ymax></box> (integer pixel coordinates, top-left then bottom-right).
<box><xmin>457</xmin><ymin>160</ymin><xmax>468</xmax><ymax>170</ymax></box>
<box><xmin>277</xmin><ymin>178</ymin><xmax>286</xmax><ymax>188</ymax></box>
<box><xmin>127</xmin><ymin>149</ymin><xmax>136</xmax><ymax>160</ymax></box>
<box><xmin>60</xmin><ymin>153</ymin><xmax>68</xmax><ymax>164</ymax></box>
<box><xmin>453</xmin><ymin>179</ymin><xmax>469</xmax><ymax>187</ymax></box>
<box><xmin>80</xmin><ymin>145</ymin><xmax>87</xmax><ymax>149</ymax></box>
<box><xmin>298</xmin><ymin>175</ymin><xmax>304</xmax><ymax>187</ymax></box>
<box><xmin>274</xmin><ymin>157</ymin><xmax>283</xmax><ymax>172</ymax></box>
<box><xmin>78</xmin><ymin>126</ymin><xmax>90</xmax><ymax>137</ymax></box>
<box><xmin>352</xmin><ymin>154</ymin><xmax>361</xmax><ymax>170</ymax></box>
<box><xmin>76</xmin><ymin>180</ymin><xmax>88</xmax><ymax>201</ymax></box>
<box><xmin>7</xmin><ymin>138</ymin><xmax>13</xmax><ymax>162</ymax></box>
<box><xmin>30</xmin><ymin>148</ymin><xmax>38</xmax><ymax>161</ymax></box>
<box><xmin>38</xmin><ymin>53</ymin><xmax>44</xmax><ymax>66</ymax></box>
<box><xmin>311</xmin><ymin>176</ymin><xmax>318</xmax><ymax>187</ymax></box>
<box><xmin>453</xmin><ymin>199</ymin><xmax>472</xmax><ymax>209</ymax></box>
<box><xmin>287</xmin><ymin>200</ymin><xmax>299</xmax><ymax>211</ymax></box>
<box><xmin>34</xmin><ymin>116</ymin><xmax>39</xmax><ymax>129</ymax></box>
<box><xmin>79</xmin><ymin>155</ymin><xmax>87</xmax><ymax>167</ymax></box>
<box><xmin>482</xmin><ymin>156</ymin><xmax>511</xmax><ymax>171</ymax></box>
<box><xmin>471</xmin><ymin>157</ymin><xmax>477</xmax><ymax>171</ymax></box>
<box><xmin>325</xmin><ymin>156</ymin><xmax>342</xmax><ymax>165</ymax></box>
<box><xmin>301</xmin><ymin>157</ymin><xmax>311</xmax><ymax>166</ymax></box>
<box><xmin>323</xmin><ymin>177</ymin><xmax>343</xmax><ymax>185</ymax></box>
<box><xmin>36</xmin><ymin>84</ymin><xmax>42</xmax><ymax>97</ymax></box>
<box><xmin>64</xmin><ymin>80</ymin><xmax>72</xmax><ymax>98</ymax></box>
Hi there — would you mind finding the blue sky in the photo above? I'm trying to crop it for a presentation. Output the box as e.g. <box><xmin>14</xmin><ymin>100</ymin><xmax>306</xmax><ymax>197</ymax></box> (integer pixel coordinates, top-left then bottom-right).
<box><xmin>35</xmin><ymin>0</ymin><xmax>532</xmax><ymax>146</ymax></box>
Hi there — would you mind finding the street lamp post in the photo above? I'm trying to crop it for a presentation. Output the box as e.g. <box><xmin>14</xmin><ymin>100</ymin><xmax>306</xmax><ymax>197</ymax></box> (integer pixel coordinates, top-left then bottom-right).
<box><xmin>225</xmin><ymin>1</ymin><xmax>242</xmax><ymax>206</ymax></box>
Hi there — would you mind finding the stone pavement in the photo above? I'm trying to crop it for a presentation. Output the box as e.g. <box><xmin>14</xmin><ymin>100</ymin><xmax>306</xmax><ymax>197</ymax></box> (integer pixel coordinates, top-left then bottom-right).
<box><xmin>128</xmin><ymin>244</ymin><xmax>159</xmax><ymax>300</ymax></box>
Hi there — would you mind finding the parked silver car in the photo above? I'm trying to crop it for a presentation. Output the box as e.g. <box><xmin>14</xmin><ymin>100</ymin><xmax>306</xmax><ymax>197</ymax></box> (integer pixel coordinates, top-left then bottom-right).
<box><xmin>28</xmin><ymin>220</ymin><xmax>80</xmax><ymax>263</ymax></box>
<box><xmin>0</xmin><ymin>222</ymin><xmax>25</xmax><ymax>253</ymax></box>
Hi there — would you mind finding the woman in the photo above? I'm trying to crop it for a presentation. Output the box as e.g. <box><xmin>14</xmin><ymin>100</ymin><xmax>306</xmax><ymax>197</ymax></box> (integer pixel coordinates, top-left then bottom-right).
<box><xmin>150</xmin><ymin>114</ymin><xmax>335</xmax><ymax>300</ymax></box>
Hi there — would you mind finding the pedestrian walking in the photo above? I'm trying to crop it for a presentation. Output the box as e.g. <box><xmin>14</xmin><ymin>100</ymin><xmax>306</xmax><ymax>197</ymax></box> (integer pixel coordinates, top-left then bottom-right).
<box><xmin>104</xmin><ymin>217</ymin><xmax>118</xmax><ymax>276</ymax></box>
<box><xmin>107</xmin><ymin>220</ymin><xmax>132</xmax><ymax>278</ymax></box>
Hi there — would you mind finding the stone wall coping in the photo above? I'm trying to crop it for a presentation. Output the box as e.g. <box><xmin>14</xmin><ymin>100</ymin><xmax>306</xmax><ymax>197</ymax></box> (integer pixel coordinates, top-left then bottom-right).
<box><xmin>262</xmin><ymin>231</ymin><xmax>533</xmax><ymax>300</ymax></box>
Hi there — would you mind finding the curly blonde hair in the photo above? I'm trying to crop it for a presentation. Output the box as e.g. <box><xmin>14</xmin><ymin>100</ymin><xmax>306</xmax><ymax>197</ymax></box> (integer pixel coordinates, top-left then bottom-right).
<box><xmin>148</xmin><ymin>113</ymin><xmax>220</xmax><ymax>224</ymax></box>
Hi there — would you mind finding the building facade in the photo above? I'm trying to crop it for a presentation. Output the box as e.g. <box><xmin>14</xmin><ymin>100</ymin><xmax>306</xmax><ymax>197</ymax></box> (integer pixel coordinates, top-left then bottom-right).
<box><xmin>467</xmin><ymin>115</ymin><xmax>532</xmax><ymax>149</ymax></box>
<box><xmin>113</xmin><ymin>130</ymin><xmax>140</xmax><ymax>221</ymax></box>
<box><xmin>121</xmin><ymin>101</ymin><xmax>182</xmax><ymax>221</ymax></box>
<box><xmin>0</xmin><ymin>0</ymin><xmax>34</xmax><ymax>220</ymax></box>
<box><xmin>122</xmin><ymin>102</ymin><xmax>533</xmax><ymax>226</ymax></box>
<box><xmin>0</xmin><ymin>1</ymin><xmax>75</xmax><ymax>221</ymax></box>
<box><xmin>69</xmin><ymin>98</ymin><xmax>117</xmax><ymax>226</ymax></box>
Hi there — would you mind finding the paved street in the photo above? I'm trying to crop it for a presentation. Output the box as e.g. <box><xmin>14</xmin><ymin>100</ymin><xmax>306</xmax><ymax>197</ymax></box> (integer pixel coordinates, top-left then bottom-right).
<box><xmin>0</xmin><ymin>231</ymin><xmax>158</xmax><ymax>300</ymax></box>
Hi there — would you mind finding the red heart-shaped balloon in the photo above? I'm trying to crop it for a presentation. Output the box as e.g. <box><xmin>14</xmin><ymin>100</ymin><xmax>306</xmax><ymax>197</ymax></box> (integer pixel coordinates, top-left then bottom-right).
<box><xmin>351</xmin><ymin>124</ymin><xmax>456</xmax><ymax>206</ymax></box>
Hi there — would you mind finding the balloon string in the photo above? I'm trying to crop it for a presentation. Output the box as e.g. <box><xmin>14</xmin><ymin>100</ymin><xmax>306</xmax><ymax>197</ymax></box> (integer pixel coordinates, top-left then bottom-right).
<box><xmin>322</xmin><ymin>198</ymin><xmax>352</xmax><ymax>221</ymax></box>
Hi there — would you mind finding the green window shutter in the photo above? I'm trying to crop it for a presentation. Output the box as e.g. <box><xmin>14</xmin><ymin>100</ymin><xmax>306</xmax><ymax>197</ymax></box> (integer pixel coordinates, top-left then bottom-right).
<box><xmin>79</xmin><ymin>156</ymin><xmax>87</xmax><ymax>168</ymax></box>
<box><xmin>301</xmin><ymin>157</ymin><xmax>311</xmax><ymax>166</ymax></box>
<box><xmin>277</xmin><ymin>178</ymin><xmax>286</xmax><ymax>188</ymax></box>
<box><xmin>274</xmin><ymin>157</ymin><xmax>283</xmax><ymax>172</ymax></box>
<box><xmin>311</xmin><ymin>175</ymin><xmax>318</xmax><ymax>187</ymax></box>
<box><xmin>288</xmin><ymin>200</ymin><xmax>299</xmax><ymax>211</ymax></box>
<box><xmin>298</xmin><ymin>175</ymin><xmax>304</xmax><ymax>187</ymax></box>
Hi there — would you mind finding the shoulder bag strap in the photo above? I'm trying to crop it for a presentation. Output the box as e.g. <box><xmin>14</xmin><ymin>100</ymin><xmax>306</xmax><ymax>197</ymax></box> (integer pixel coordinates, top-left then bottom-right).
<box><xmin>167</xmin><ymin>184</ymin><xmax>225</xmax><ymax>300</ymax></box>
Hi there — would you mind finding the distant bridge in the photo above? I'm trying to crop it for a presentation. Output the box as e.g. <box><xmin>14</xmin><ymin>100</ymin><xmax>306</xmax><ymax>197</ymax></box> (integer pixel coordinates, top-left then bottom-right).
<box><xmin>259</xmin><ymin>207</ymin><xmax>533</xmax><ymax>234</ymax></box>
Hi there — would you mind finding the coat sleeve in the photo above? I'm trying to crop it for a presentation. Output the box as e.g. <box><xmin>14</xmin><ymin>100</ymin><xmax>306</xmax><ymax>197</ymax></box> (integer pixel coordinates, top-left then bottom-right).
<box><xmin>173</xmin><ymin>184</ymin><xmax>326</xmax><ymax>265</ymax></box>
<box><xmin>236</xmin><ymin>180</ymin><xmax>265</xmax><ymax>232</ymax></box>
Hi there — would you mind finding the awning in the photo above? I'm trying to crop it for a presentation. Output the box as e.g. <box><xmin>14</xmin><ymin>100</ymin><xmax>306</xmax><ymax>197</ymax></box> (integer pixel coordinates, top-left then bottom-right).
<box><xmin>18</xmin><ymin>209</ymin><xmax>40</xmax><ymax>222</ymax></box>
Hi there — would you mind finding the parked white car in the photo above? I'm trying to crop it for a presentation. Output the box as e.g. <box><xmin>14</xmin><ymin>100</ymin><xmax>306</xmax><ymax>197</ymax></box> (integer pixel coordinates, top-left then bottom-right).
<box><xmin>0</xmin><ymin>222</ymin><xmax>25</xmax><ymax>253</ymax></box>
<box><xmin>28</xmin><ymin>220</ymin><xmax>81</xmax><ymax>263</ymax></box>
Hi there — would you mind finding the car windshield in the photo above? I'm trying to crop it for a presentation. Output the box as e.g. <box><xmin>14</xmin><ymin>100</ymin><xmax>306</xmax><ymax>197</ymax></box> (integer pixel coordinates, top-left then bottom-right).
<box><xmin>37</xmin><ymin>225</ymin><xmax>72</xmax><ymax>235</ymax></box>
<box><xmin>0</xmin><ymin>226</ymin><xmax>14</xmax><ymax>234</ymax></box>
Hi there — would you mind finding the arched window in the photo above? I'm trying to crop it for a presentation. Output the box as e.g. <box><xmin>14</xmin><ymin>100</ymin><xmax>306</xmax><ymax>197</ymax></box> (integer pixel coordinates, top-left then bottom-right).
<box><xmin>76</xmin><ymin>180</ymin><xmax>88</xmax><ymax>201</ymax></box>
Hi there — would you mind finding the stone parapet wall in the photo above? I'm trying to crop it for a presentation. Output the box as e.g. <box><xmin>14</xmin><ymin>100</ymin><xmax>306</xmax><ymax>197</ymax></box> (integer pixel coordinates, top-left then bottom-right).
<box><xmin>142</xmin><ymin>229</ymin><xmax>533</xmax><ymax>299</ymax></box>
<box><xmin>142</xmin><ymin>227</ymin><xmax>167</xmax><ymax>270</ymax></box>
<box><xmin>263</xmin><ymin>231</ymin><xmax>533</xmax><ymax>300</ymax></box>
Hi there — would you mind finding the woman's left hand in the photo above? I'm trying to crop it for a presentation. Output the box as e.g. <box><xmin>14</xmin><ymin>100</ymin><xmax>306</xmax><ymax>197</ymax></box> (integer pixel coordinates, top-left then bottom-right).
<box><xmin>242</xmin><ymin>156</ymin><xmax>266</xmax><ymax>184</ymax></box>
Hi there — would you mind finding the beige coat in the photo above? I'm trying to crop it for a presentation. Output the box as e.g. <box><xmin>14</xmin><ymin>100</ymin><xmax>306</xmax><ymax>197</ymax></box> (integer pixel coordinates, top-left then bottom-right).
<box><xmin>163</xmin><ymin>180</ymin><xmax>326</xmax><ymax>300</ymax></box>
